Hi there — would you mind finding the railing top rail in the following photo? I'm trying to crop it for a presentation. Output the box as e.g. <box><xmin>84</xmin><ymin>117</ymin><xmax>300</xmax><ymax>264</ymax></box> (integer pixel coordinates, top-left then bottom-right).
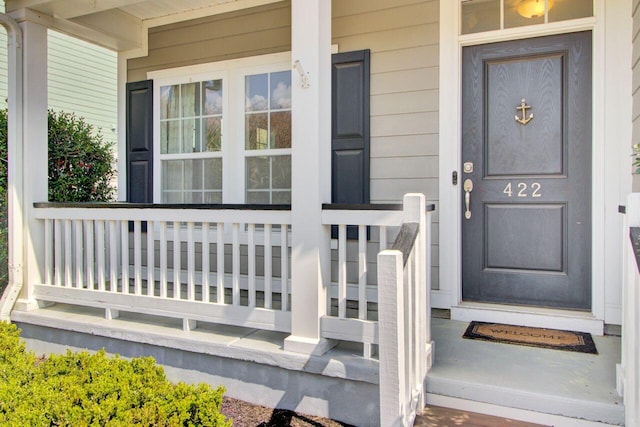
<box><xmin>34</xmin><ymin>202</ymin><xmax>291</xmax><ymax>211</ymax></box>
<box><xmin>391</xmin><ymin>222</ymin><xmax>420</xmax><ymax>266</ymax></box>
<box><xmin>322</xmin><ymin>203</ymin><xmax>435</xmax><ymax>212</ymax></box>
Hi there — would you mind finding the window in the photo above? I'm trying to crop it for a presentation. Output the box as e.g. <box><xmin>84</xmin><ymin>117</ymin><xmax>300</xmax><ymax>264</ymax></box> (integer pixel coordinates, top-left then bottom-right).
<box><xmin>159</xmin><ymin>80</ymin><xmax>223</xmax><ymax>203</ymax></box>
<box><xmin>151</xmin><ymin>53</ymin><xmax>292</xmax><ymax>205</ymax></box>
<box><xmin>461</xmin><ymin>0</ymin><xmax>594</xmax><ymax>35</ymax></box>
<box><xmin>244</xmin><ymin>71</ymin><xmax>292</xmax><ymax>204</ymax></box>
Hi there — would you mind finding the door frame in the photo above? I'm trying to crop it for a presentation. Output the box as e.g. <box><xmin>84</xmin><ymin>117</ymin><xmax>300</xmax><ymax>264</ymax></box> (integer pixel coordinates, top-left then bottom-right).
<box><xmin>437</xmin><ymin>0</ymin><xmax>632</xmax><ymax>333</ymax></box>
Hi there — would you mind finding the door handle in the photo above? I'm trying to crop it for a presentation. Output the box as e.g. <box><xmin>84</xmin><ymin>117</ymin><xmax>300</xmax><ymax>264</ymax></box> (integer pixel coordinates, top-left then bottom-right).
<box><xmin>464</xmin><ymin>179</ymin><xmax>473</xmax><ymax>219</ymax></box>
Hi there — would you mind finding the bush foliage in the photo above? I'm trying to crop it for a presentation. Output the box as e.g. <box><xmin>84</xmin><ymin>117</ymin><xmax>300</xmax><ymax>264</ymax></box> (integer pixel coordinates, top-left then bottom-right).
<box><xmin>0</xmin><ymin>322</ymin><xmax>231</xmax><ymax>426</ymax></box>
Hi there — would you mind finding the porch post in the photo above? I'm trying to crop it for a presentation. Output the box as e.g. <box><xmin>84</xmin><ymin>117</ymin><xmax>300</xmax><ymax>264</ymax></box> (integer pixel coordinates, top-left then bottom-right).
<box><xmin>11</xmin><ymin>9</ymin><xmax>49</xmax><ymax>311</ymax></box>
<box><xmin>284</xmin><ymin>0</ymin><xmax>335</xmax><ymax>355</ymax></box>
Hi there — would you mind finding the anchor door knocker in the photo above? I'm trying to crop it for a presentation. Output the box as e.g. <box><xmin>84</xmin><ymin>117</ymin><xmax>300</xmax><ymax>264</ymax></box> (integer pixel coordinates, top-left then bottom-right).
<box><xmin>515</xmin><ymin>98</ymin><xmax>533</xmax><ymax>125</ymax></box>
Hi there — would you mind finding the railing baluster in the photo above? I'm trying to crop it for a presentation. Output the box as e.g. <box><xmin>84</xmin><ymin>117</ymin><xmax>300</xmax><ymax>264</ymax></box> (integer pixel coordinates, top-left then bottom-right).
<box><xmin>358</xmin><ymin>224</ymin><xmax>367</xmax><ymax>319</ymax></box>
<box><xmin>85</xmin><ymin>220</ymin><xmax>94</xmax><ymax>289</ymax></box>
<box><xmin>133</xmin><ymin>221</ymin><xmax>142</xmax><ymax>295</ymax></box>
<box><xmin>120</xmin><ymin>221</ymin><xmax>129</xmax><ymax>294</ymax></box>
<box><xmin>44</xmin><ymin>219</ymin><xmax>53</xmax><ymax>285</ymax></box>
<box><xmin>232</xmin><ymin>223</ymin><xmax>240</xmax><ymax>306</ymax></box>
<box><xmin>173</xmin><ymin>221</ymin><xmax>181</xmax><ymax>299</ymax></box>
<box><xmin>159</xmin><ymin>221</ymin><xmax>168</xmax><ymax>298</ymax></box>
<box><xmin>216</xmin><ymin>222</ymin><xmax>224</xmax><ymax>304</ymax></box>
<box><xmin>248</xmin><ymin>223</ymin><xmax>256</xmax><ymax>308</ymax></box>
<box><xmin>96</xmin><ymin>220</ymin><xmax>106</xmax><ymax>291</ymax></box>
<box><xmin>202</xmin><ymin>222</ymin><xmax>210</xmax><ymax>303</ymax></box>
<box><xmin>338</xmin><ymin>224</ymin><xmax>347</xmax><ymax>319</ymax></box>
<box><xmin>147</xmin><ymin>221</ymin><xmax>155</xmax><ymax>296</ymax></box>
<box><xmin>187</xmin><ymin>222</ymin><xmax>195</xmax><ymax>301</ymax></box>
<box><xmin>54</xmin><ymin>219</ymin><xmax>62</xmax><ymax>286</ymax></box>
<box><xmin>379</xmin><ymin>225</ymin><xmax>387</xmax><ymax>251</ymax></box>
<box><xmin>281</xmin><ymin>225</ymin><xmax>288</xmax><ymax>312</ymax></box>
<box><xmin>64</xmin><ymin>219</ymin><xmax>72</xmax><ymax>287</ymax></box>
<box><xmin>74</xmin><ymin>220</ymin><xmax>83</xmax><ymax>289</ymax></box>
<box><xmin>108</xmin><ymin>220</ymin><xmax>118</xmax><ymax>292</ymax></box>
<box><xmin>264</xmin><ymin>224</ymin><xmax>272</xmax><ymax>309</ymax></box>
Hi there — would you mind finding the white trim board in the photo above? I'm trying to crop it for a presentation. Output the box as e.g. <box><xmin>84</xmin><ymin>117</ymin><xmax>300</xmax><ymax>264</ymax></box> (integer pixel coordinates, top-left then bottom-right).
<box><xmin>437</xmin><ymin>0</ymin><xmax>632</xmax><ymax>327</ymax></box>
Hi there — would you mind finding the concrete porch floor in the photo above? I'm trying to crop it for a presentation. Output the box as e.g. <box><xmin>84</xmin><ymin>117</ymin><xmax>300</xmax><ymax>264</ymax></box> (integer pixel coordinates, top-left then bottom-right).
<box><xmin>426</xmin><ymin>318</ymin><xmax>624</xmax><ymax>426</ymax></box>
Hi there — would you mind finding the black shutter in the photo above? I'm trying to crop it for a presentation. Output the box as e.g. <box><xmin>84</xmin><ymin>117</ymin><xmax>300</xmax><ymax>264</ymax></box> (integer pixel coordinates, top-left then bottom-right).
<box><xmin>126</xmin><ymin>80</ymin><xmax>154</xmax><ymax>203</ymax></box>
<box><xmin>332</xmin><ymin>50</ymin><xmax>370</xmax><ymax>238</ymax></box>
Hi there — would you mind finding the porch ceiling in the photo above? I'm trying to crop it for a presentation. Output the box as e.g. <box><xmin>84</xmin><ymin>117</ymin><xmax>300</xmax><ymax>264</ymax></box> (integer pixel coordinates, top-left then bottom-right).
<box><xmin>5</xmin><ymin>0</ymin><xmax>285</xmax><ymax>52</ymax></box>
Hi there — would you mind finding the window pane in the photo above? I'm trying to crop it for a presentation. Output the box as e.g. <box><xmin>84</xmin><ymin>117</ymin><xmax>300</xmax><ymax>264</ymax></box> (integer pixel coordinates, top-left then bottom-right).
<box><xmin>161</xmin><ymin>120</ymin><xmax>181</xmax><ymax>154</ymax></box>
<box><xmin>181</xmin><ymin>118</ymin><xmax>199</xmax><ymax>153</ymax></box>
<box><xmin>246</xmin><ymin>113</ymin><xmax>269</xmax><ymax>150</ymax></box>
<box><xmin>461</xmin><ymin>0</ymin><xmax>500</xmax><ymax>34</ymax></box>
<box><xmin>270</xmin><ymin>71</ymin><xmax>291</xmax><ymax>109</ymax></box>
<box><xmin>187</xmin><ymin>159</ymin><xmax>203</xmax><ymax>190</ymax></box>
<box><xmin>181</xmin><ymin>82</ymin><xmax>200</xmax><ymax>117</ymax></box>
<box><xmin>204</xmin><ymin>158</ymin><xmax>223</xmax><ymax>190</ymax></box>
<box><xmin>245</xmin><ymin>74</ymin><xmax>269</xmax><ymax>112</ymax></box>
<box><xmin>246</xmin><ymin>157</ymin><xmax>270</xmax><ymax>190</ymax></box>
<box><xmin>160</xmin><ymin>85</ymin><xmax>179</xmax><ymax>119</ymax></box>
<box><xmin>204</xmin><ymin>191</ymin><xmax>222</xmax><ymax>204</ymax></box>
<box><xmin>162</xmin><ymin>191</ymin><xmax>183</xmax><ymax>203</ymax></box>
<box><xmin>271</xmin><ymin>155</ymin><xmax>291</xmax><ymax>189</ymax></box>
<box><xmin>163</xmin><ymin>160</ymin><xmax>183</xmax><ymax>190</ymax></box>
<box><xmin>549</xmin><ymin>0</ymin><xmax>592</xmax><ymax>22</ymax></box>
<box><xmin>505</xmin><ymin>0</ymin><xmax>545</xmax><ymax>27</ymax></box>
<box><xmin>270</xmin><ymin>111</ymin><xmax>291</xmax><ymax>149</ymax></box>
<box><xmin>203</xmin><ymin>79</ymin><xmax>223</xmax><ymax>115</ymax></box>
<box><xmin>272</xmin><ymin>191</ymin><xmax>291</xmax><ymax>204</ymax></box>
<box><xmin>203</xmin><ymin>117</ymin><xmax>222</xmax><ymax>151</ymax></box>
<box><xmin>247</xmin><ymin>191</ymin><xmax>270</xmax><ymax>204</ymax></box>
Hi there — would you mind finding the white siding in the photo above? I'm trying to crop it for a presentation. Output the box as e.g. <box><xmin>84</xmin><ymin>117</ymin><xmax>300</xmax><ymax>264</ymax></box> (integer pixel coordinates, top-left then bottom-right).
<box><xmin>633</xmin><ymin>0</ymin><xmax>640</xmax><ymax>191</ymax></box>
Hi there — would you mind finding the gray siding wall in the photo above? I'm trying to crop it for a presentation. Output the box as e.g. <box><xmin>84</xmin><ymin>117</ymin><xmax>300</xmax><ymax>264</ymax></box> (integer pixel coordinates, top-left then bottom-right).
<box><xmin>633</xmin><ymin>0</ymin><xmax>640</xmax><ymax>191</ymax></box>
<box><xmin>127</xmin><ymin>0</ymin><xmax>440</xmax><ymax>289</ymax></box>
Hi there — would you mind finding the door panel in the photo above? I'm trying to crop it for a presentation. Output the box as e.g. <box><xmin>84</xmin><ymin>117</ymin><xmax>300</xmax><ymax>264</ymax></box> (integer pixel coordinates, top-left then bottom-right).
<box><xmin>462</xmin><ymin>32</ymin><xmax>592</xmax><ymax>310</ymax></box>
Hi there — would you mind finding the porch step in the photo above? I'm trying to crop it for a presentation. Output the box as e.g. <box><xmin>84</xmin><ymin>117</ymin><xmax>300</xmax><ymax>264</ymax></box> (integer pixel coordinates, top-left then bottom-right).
<box><xmin>415</xmin><ymin>405</ymin><xmax>546</xmax><ymax>426</ymax></box>
<box><xmin>426</xmin><ymin>318</ymin><xmax>624</xmax><ymax>426</ymax></box>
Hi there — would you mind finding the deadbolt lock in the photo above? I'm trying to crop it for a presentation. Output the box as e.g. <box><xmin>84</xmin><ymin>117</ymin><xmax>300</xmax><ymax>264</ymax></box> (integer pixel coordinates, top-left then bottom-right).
<box><xmin>463</xmin><ymin>162</ymin><xmax>473</xmax><ymax>173</ymax></box>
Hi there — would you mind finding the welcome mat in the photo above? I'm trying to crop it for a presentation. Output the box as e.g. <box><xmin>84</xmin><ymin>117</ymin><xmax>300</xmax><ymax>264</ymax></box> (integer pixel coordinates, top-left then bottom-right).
<box><xmin>463</xmin><ymin>321</ymin><xmax>598</xmax><ymax>354</ymax></box>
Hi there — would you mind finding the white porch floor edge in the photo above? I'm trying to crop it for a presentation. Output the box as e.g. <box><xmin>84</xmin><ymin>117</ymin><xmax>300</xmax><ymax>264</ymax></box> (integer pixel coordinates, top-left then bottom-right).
<box><xmin>451</xmin><ymin>302</ymin><xmax>604</xmax><ymax>335</ymax></box>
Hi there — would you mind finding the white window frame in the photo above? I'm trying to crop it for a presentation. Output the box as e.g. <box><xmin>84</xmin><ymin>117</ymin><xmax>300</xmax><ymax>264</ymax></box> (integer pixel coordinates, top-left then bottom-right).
<box><xmin>149</xmin><ymin>52</ymin><xmax>292</xmax><ymax>205</ymax></box>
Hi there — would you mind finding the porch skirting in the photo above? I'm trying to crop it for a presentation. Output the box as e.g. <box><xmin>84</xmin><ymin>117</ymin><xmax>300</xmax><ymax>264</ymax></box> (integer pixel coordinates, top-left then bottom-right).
<box><xmin>11</xmin><ymin>304</ymin><xmax>380</xmax><ymax>427</ymax></box>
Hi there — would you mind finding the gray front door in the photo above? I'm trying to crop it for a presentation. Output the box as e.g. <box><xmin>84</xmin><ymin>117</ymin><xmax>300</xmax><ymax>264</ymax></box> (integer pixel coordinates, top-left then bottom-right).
<box><xmin>461</xmin><ymin>32</ymin><xmax>592</xmax><ymax>310</ymax></box>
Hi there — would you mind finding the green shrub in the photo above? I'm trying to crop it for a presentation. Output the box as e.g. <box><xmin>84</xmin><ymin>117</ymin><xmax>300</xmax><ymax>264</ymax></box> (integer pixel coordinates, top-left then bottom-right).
<box><xmin>0</xmin><ymin>323</ymin><xmax>231</xmax><ymax>426</ymax></box>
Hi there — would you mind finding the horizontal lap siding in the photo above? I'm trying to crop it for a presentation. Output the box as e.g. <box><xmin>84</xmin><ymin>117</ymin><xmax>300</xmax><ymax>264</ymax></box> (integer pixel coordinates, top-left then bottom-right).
<box><xmin>634</xmin><ymin>0</ymin><xmax>640</xmax><ymax>191</ymax></box>
<box><xmin>48</xmin><ymin>31</ymin><xmax>118</xmax><ymax>146</ymax></box>
<box><xmin>0</xmin><ymin>27</ymin><xmax>117</xmax><ymax>147</ymax></box>
<box><xmin>333</xmin><ymin>0</ymin><xmax>440</xmax><ymax>289</ymax></box>
<box><xmin>127</xmin><ymin>0</ymin><xmax>441</xmax><ymax>289</ymax></box>
<box><xmin>127</xmin><ymin>2</ymin><xmax>292</xmax><ymax>82</ymax></box>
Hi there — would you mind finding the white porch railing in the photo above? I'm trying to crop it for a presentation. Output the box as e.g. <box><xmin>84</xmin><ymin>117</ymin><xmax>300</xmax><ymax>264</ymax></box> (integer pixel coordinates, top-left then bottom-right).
<box><xmin>320</xmin><ymin>196</ymin><xmax>434</xmax><ymax>362</ymax></box>
<box><xmin>621</xmin><ymin>193</ymin><xmax>640</xmax><ymax>427</ymax></box>
<box><xmin>377</xmin><ymin>194</ymin><xmax>431</xmax><ymax>427</ymax></box>
<box><xmin>33</xmin><ymin>203</ymin><xmax>292</xmax><ymax>332</ymax></box>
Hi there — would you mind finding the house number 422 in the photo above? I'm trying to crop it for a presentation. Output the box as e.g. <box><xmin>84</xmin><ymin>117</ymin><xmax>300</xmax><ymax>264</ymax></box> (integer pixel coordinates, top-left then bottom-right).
<box><xmin>503</xmin><ymin>182</ymin><xmax>542</xmax><ymax>198</ymax></box>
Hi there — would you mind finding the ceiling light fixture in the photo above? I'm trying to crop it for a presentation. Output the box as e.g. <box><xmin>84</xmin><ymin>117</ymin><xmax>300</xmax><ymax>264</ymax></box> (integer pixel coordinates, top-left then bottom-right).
<box><xmin>516</xmin><ymin>0</ymin><xmax>554</xmax><ymax>19</ymax></box>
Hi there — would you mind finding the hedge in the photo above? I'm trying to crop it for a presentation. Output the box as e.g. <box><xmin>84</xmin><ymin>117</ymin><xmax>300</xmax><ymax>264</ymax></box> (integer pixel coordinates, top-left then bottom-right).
<box><xmin>0</xmin><ymin>322</ymin><xmax>232</xmax><ymax>426</ymax></box>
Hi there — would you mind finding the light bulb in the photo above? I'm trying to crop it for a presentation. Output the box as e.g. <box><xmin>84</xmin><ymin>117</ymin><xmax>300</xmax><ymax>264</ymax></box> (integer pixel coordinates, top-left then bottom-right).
<box><xmin>516</xmin><ymin>0</ymin><xmax>554</xmax><ymax>19</ymax></box>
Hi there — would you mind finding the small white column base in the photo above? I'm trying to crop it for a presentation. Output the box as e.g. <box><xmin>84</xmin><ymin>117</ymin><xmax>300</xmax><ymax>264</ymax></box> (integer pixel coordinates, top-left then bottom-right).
<box><xmin>13</xmin><ymin>298</ymin><xmax>43</xmax><ymax>312</ymax></box>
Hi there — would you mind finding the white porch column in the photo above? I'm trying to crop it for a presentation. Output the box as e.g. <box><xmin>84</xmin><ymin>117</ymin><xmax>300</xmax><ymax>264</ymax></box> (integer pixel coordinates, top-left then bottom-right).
<box><xmin>12</xmin><ymin>9</ymin><xmax>49</xmax><ymax>310</ymax></box>
<box><xmin>284</xmin><ymin>0</ymin><xmax>334</xmax><ymax>355</ymax></box>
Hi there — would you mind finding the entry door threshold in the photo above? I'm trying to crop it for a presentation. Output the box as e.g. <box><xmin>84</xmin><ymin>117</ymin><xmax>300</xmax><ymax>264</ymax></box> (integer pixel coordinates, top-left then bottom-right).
<box><xmin>451</xmin><ymin>302</ymin><xmax>604</xmax><ymax>336</ymax></box>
